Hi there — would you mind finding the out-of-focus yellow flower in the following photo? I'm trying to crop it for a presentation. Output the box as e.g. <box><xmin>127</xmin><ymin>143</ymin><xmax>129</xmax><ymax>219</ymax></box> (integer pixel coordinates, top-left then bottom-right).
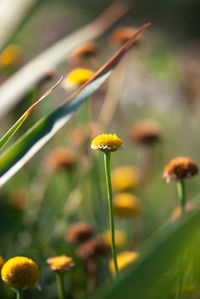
<box><xmin>111</xmin><ymin>166</ymin><xmax>139</xmax><ymax>191</ymax></box>
<box><xmin>64</xmin><ymin>68</ymin><xmax>94</xmax><ymax>89</ymax></box>
<box><xmin>114</xmin><ymin>193</ymin><xmax>141</xmax><ymax>217</ymax></box>
<box><xmin>47</xmin><ymin>255</ymin><xmax>74</xmax><ymax>272</ymax></box>
<box><xmin>0</xmin><ymin>45</ymin><xmax>22</xmax><ymax>67</ymax></box>
<box><xmin>91</xmin><ymin>134</ymin><xmax>123</xmax><ymax>152</ymax></box>
<box><xmin>109</xmin><ymin>251</ymin><xmax>139</xmax><ymax>274</ymax></box>
<box><xmin>1</xmin><ymin>256</ymin><xmax>39</xmax><ymax>289</ymax></box>
<box><xmin>0</xmin><ymin>256</ymin><xmax>4</xmax><ymax>270</ymax></box>
<box><xmin>101</xmin><ymin>230</ymin><xmax>127</xmax><ymax>248</ymax></box>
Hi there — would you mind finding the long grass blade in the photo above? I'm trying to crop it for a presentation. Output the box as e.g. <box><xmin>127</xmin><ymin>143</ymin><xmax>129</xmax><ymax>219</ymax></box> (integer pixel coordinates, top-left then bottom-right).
<box><xmin>0</xmin><ymin>0</ymin><xmax>130</xmax><ymax>118</ymax></box>
<box><xmin>93</xmin><ymin>195</ymin><xmax>200</xmax><ymax>299</ymax></box>
<box><xmin>0</xmin><ymin>77</ymin><xmax>62</xmax><ymax>151</ymax></box>
<box><xmin>0</xmin><ymin>23</ymin><xmax>150</xmax><ymax>188</ymax></box>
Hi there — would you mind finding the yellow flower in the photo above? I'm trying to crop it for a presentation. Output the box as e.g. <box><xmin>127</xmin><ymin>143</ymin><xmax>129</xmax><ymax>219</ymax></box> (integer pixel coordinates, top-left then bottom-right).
<box><xmin>114</xmin><ymin>193</ymin><xmax>141</xmax><ymax>217</ymax></box>
<box><xmin>0</xmin><ymin>44</ymin><xmax>22</xmax><ymax>67</ymax></box>
<box><xmin>91</xmin><ymin>134</ymin><xmax>123</xmax><ymax>152</ymax></box>
<box><xmin>109</xmin><ymin>251</ymin><xmax>139</xmax><ymax>274</ymax></box>
<box><xmin>0</xmin><ymin>256</ymin><xmax>4</xmax><ymax>270</ymax></box>
<box><xmin>47</xmin><ymin>255</ymin><xmax>74</xmax><ymax>272</ymax></box>
<box><xmin>111</xmin><ymin>166</ymin><xmax>139</xmax><ymax>191</ymax></box>
<box><xmin>64</xmin><ymin>68</ymin><xmax>94</xmax><ymax>88</ymax></box>
<box><xmin>1</xmin><ymin>256</ymin><xmax>39</xmax><ymax>289</ymax></box>
<box><xmin>101</xmin><ymin>230</ymin><xmax>127</xmax><ymax>248</ymax></box>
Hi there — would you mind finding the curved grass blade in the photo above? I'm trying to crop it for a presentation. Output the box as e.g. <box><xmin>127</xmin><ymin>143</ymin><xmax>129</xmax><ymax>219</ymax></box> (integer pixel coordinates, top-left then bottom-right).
<box><xmin>0</xmin><ymin>77</ymin><xmax>62</xmax><ymax>151</ymax></box>
<box><xmin>0</xmin><ymin>0</ymin><xmax>130</xmax><ymax>118</ymax></box>
<box><xmin>93</xmin><ymin>196</ymin><xmax>200</xmax><ymax>299</ymax></box>
<box><xmin>0</xmin><ymin>23</ymin><xmax>150</xmax><ymax>188</ymax></box>
<box><xmin>0</xmin><ymin>0</ymin><xmax>38</xmax><ymax>51</ymax></box>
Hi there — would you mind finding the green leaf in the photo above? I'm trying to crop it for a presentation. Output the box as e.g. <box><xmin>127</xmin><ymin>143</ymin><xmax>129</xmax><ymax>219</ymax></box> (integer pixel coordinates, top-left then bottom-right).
<box><xmin>93</xmin><ymin>195</ymin><xmax>200</xmax><ymax>299</ymax></box>
<box><xmin>0</xmin><ymin>77</ymin><xmax>62</xmax><ymax>151</ymax></box>
<box><xmin>0</xmin><ymin>0</ymin><xmax>129</xmax><ymax>118</ymax></box>
<box><xmin>0</xmin><ymin>23</ymin><xmax>150</xmax><ymax>188</ymax></box>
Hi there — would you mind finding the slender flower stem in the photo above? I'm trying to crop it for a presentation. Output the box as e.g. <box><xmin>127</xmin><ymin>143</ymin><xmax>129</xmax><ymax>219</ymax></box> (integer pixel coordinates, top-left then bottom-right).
<box><xmin>16</xmin><ymin>290</ymin><xmax>23</xmax><ymax>299</ymax></box>
<box><xmin>104</xmin><ymin>151</ymin><xmax>118</xmax><ymax>277</ymax></box>
<box><xmin>177</xmin><ymin>180</ymin><xmax>186</xmax><ymax>216</ymax></box>
<box><xmin>56</xmin><ymin>273</ymin><xmax>65</xmax><ymax>299</ymax></box>
<box><xmin>175</xmin><ymin>179</ymin><xmax>186</xmax><ymax>299</ymax></box>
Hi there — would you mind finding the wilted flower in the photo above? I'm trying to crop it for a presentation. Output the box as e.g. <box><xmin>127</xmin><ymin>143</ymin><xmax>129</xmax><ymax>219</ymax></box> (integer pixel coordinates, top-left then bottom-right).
<box><xmin>1</xmin><ymin>257</ymin><xmax>39</xmax><ymax>289</ymax></box>
<box><xmin>44</xmin><ymin>148</ymin><xmax>76</xmax><ymax>172</ymax></box>
<box><xmin>65</xmin><ymin>222</ymin><xmax>94</xmax><ymax>243</ymax></box>
<box><xmin>91</xmin><ymin>134</ymin><xmax>123</xmax><ymax>152</ymax></box>
<box><xmin>76</xmin><ymin>237</ymin><xmax>110</xmax><ymax>260</ymax></box>
<box><xmin>101</xmin><ymin>230</ymin><xmax>127</xmax><ymax>248</ymax></box>
<box><xmin>111</xmin><ymin>166</ymin><xmax>139</xmax><ymax>191</ymax></box>
<box><xmin>108</xmin><ymin>26</ymin><xmax>138</xmax><ymax>46</ymax></box>
<box><xmin>163</xmin><ymin>157</ymin><xmax>199</xmax><ymax>183</ymax></box>
<box><xmin>109</xmin><ymin>251</ymin><xmax>139</xmax><ymax>274</ymax></box>
<box><xmin>63</xmin><ymin>68</ymin><xmax>94</xmax><ymax>89</ymax></box>
<box><xmin>114</xmin><ymin>193</ymin><xmax>141</xmax><ymax>217</ymax></box>
<box><xmin>69</xmin><ymin>42</ymin><xmax>99</xmax><ymax>63</ymax></box>
<box><xmin>171</xmin><ymin>202</ymin><xmax>195</xmax><ymax>221</ymax></box>
<box><xmin>0</xmin><ymin>44</ymin><xmax>22</xmax><ymax>67</ymax></box>
<box><xmin>47</xmin><ymin>255</ymin><xmax>74</xmax><ymax>273</ymax></box>
<box><xmin>130</xmin><ymin>119</ymin><xmax>162</xmax><ymax>145</ymax></box>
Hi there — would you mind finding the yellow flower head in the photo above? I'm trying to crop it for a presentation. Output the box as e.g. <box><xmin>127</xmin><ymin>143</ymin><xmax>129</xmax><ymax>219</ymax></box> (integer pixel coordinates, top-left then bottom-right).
<box><xmin>102</xmin><ymin>230</ymin><xmax>127</xmax><ymax>248</ymax></box>
<box><xmin>0</xmin><ymin>44</ymin><xmax>22</xmax><ymax>67</ymax></box>
<box><xmin>64</xmin><ymin>68</ymin><xmax>94</xmax><ymax>88</ymax></box>
<box><xmin>47</xmin><ymin>255</ymin><xmax>74</xmax><ymax>272</ymax></box>
<box><xmin>109</xmin><ymin>251</ymin><xmax>139</xmax><ymax>274</ymax></box>
<box><xmin>91</xmin><ymin>134</ymin><xmax>123</xmax><ymax>152</ymax></box>
<box><xmin>111</xmin><ymin>166</ymin><xmax>139</xmax><ymax>191</ymax></box>
<box><xmin>1</xmin><ymin>256</ymin><xmax>39</xmax><ymax>289</ymax></box>
<box><xmin>0</xmin><ymin>256</ymin><xmax>4</xmax><ymax>270</ymax></box>
<box><xmin>114</xmin><ymin>193</ymin><xmax>141</xmax><ymax>217</ymax></box>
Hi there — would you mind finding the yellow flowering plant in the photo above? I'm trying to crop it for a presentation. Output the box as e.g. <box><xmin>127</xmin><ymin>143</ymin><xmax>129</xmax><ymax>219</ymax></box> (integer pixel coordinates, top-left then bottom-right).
<box><xmin>91</xmin><ymin>133</ymin><xmax>123</xmax><ymax>277</ymax></box>
<box><xmin>1</xmin><ymin>256</ymin><xmax>39</xmax><ymax>299</ymax></box>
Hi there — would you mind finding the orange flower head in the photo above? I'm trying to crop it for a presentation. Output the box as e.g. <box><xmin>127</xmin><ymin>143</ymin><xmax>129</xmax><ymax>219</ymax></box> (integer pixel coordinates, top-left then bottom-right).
<box><xmin>163</xmin><ymin>157</ymin><xmax>199</xmax><ymax>182</ymax></box>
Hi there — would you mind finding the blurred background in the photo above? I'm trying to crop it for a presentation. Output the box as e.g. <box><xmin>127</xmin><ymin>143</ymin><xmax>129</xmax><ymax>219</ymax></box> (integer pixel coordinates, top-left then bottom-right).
<box><xmin>1</xmin><ymin>0</ymin><xmax>200</xmax><ymax>298</ymax></box>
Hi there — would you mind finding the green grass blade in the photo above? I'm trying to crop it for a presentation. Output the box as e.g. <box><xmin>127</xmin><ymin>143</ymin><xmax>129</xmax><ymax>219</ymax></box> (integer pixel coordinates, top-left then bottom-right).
<box><xmin>0</xmin><ymin>23</ymin><xmax>150</xmax><ymax>188</ymax></box>
<box><xmin>93</xmin><ymin>196</ymin><xmax>200</xmax><ymax>299</ymax></box>
<box><xmin>0</xmin><ymin>0</ymin><xmax>129</xmax><ymax>118</ymax></box>
<box><xmin>0</xmin><ymin>0</ymin><xmax>38</xmax><ymax>50</ymax></box>
<box><xmin>0</xmin><ymin>77</ymin><xmax>62</xmax><ymax>151</ymax></box>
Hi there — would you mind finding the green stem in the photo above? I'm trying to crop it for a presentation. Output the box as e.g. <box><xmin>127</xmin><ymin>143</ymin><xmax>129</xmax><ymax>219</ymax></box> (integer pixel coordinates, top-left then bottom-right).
<box><xmin>104</xmin><ymin>151</ymin><xmax>118</xmax><ymax>277</ymax></box>
<box><xmin>175</xmin><ymin>180</ymin><xmax>186</xmax><ymax>299</ymax></box>
<box><xmin>56</xmin><ymin>273</ymin><xmax>65</xmax><ymax>299</ymax></box>
<box><xmin>16</xmin><ymin>290</ymin><xmax>23</xmax><ymax>299</ymax></box>
<box><xmin>177</xmin><ymin>180</ymin><xmax>186</xmax><ymax>216</ymax></box>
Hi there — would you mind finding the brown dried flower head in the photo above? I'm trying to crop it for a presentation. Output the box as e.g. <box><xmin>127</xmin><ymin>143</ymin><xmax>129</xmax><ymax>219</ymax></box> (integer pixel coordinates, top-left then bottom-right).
<box><xmin>65</xmin><ymin>222</ymin><xmax>94</xmax><ymax>243</ymax></box>
<box><xmin>171</xmin><ymin>202</ymin><xmax>195</xmax><ymax>221</ymax></box>
<box><xmin>44</xmin><ymin>148</ymin><xmax>76</xmax><ymax>172</ymax></box>
<box><xmin>69</xmin><ymin>42</ymin><xmax>99</xmax><ymax>63</ymax></box>
<box><xmin>163</xmin><ymin>157</ymin><xmax>199</xmax><ymax>183</ymax></box>
<box><xmin>76</xmin><ymin>237</ymin><xmax>111</xmax><ymax>260</ymax></box>
<box><xmin>108</xmin><ymin>26</ymin><xmax>139</xmax><ymax>46</ymax></box>
<box><xmin>130</xmin><ymin>119</ymin><xmax>162</xmax><ymax>145</ymax></box>
<box><xmin>47</xmin><ymin>255</ymin><xmax>74</xmax><ymax>273</ymax></box>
